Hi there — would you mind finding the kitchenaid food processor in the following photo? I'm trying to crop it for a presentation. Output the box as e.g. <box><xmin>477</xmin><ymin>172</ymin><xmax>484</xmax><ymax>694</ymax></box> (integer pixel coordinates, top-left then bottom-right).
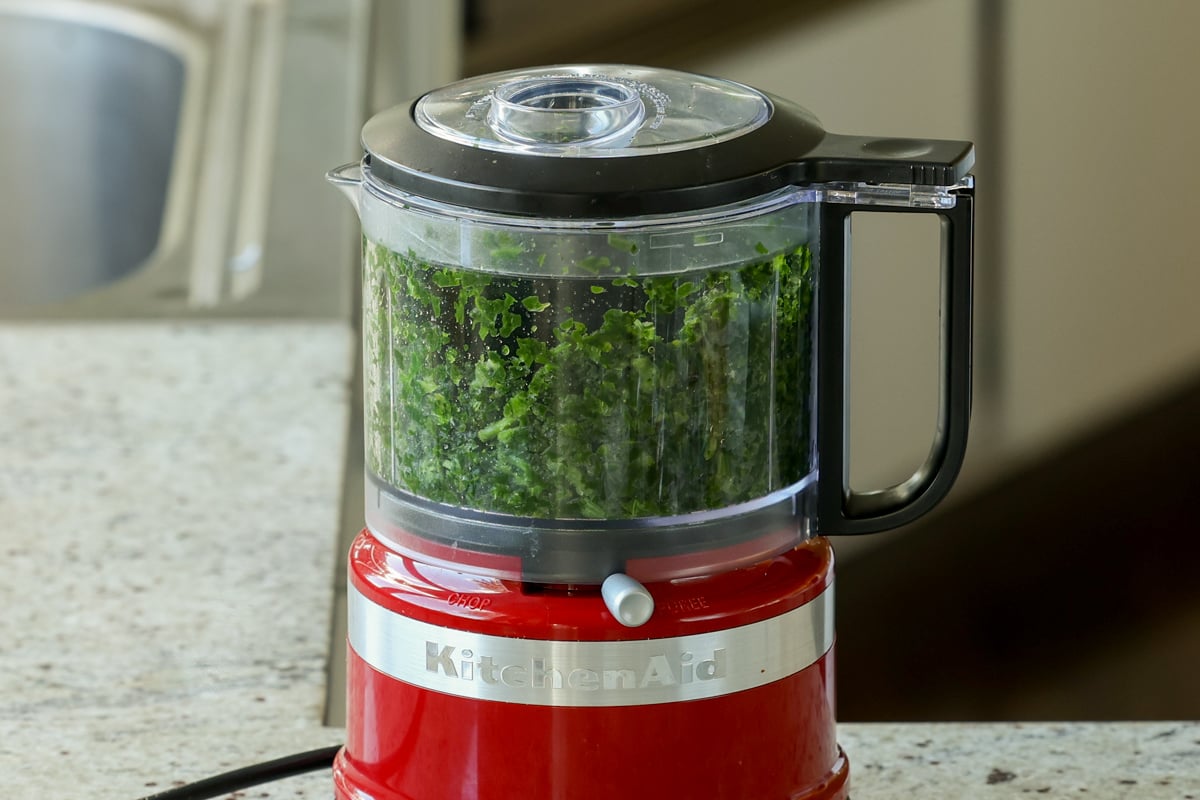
<box><xmin>328</xmin><ymin>64</ymin><xmax>973</xmax><ymax>800</ymax></box>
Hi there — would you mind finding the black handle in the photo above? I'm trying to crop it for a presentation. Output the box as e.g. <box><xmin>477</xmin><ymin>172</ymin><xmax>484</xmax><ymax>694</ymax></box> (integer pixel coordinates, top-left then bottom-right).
<box><xmin>815</xmin><ymin>189</ymin><xmax>974</xmax><ymax>534</ymax></box>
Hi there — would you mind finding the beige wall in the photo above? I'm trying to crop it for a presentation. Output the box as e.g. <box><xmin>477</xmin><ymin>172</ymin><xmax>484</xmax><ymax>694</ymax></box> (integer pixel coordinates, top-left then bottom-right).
<box><xmin>1002</xmin><ymin>0</ymin><xmax>1200</xmax><ymax>456</ymax></box>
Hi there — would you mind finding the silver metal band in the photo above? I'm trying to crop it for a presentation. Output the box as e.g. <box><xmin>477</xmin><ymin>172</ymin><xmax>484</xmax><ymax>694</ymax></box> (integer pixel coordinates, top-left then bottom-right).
<box><xmin>348</xmin><ymin>581</ymin><xmax>833</xmax><ymax>707</ymax></box>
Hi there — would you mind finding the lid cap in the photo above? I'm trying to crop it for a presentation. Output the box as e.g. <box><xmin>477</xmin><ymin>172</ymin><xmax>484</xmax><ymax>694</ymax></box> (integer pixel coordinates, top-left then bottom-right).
<box><xmin>487</xmin><ymin>76</ymin><xmax>646</xmax><ymax>147</ymax></box>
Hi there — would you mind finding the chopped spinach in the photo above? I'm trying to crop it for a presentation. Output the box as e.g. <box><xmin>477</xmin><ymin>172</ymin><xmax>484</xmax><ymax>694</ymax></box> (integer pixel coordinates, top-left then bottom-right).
<box><xmin>362</xmin><ymin>238</ymin><xmax>815</xmax><ymax>519</ymax></box>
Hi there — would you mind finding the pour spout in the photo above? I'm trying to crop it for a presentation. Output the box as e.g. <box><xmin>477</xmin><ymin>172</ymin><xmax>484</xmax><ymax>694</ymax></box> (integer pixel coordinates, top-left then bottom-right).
<box><xmin>326</xmin><ymin>162</ymin><xmax>363</xmax><ymax>215</ymax></box>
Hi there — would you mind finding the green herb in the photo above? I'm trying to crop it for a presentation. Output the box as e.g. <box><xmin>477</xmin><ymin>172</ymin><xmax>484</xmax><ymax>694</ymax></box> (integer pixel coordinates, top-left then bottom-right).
<box><xmin>578</xmin><ymin>255</ymin><xmax>611</xmax><ymax>275</ymax></box>
<box><xmin>606</xmin><ymin>233</ymin><xmax>639</xmax><ymax>254</ymax></box>
<box><xmin>362</xmin><ymin>238</ymin><xmax>814</xmax><ymax>519</ymax></box>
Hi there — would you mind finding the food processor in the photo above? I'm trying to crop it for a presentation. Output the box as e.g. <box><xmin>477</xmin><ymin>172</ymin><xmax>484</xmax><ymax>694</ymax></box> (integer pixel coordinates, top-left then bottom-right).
<box><xmin>328</xmin><ymin>64</ymin><xmax>974</xmax><ymax>800</ymax></box>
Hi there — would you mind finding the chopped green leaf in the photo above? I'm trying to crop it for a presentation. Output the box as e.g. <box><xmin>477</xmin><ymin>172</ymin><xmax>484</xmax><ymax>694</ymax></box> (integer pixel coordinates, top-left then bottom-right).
<box><xmin>578</xmin><ymin>255</ymin><xmax>611</xmax><ymax>274</ymax></box>
<box><xmin>361</xmin><ymin>238</ymin><xmax>815</xmax><ymax>519</ymax></box>
<box><xmin>606</xmin><ymin>233</ymin><xmax>639</xmax><ymax>254</ymax></box>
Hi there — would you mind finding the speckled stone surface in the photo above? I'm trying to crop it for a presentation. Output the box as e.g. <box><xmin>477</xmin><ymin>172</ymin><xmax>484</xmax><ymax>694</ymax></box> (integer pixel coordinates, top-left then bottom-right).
<box><xmin>0</xmin><ymin>322</ymin><xmax>353</xmax><ymax>799</ymax></box>
<box><xmin>838</xmin><ymin>721</ymin><xmax>1200</xmax><ymax>798</ymax></box>
<box><xmin>2</xmin><ymin>323</ymin><xmax>1197</xmax><ymax>800</ymax></box>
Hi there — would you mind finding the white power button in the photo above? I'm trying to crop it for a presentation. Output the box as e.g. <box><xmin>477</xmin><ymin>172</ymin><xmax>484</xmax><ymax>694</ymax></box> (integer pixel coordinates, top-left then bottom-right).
<box><xmin>601</xmin><ymin>573</ymin><xmax>655</xmax><ymax>627</ymax></box>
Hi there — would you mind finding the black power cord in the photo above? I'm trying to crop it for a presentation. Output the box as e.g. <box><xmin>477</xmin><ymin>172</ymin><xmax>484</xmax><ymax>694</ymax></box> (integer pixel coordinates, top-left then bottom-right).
<box><xmin>137</xmin><ymin>745</ymin><xmax>341</xmax><ymax>800</ymax></box>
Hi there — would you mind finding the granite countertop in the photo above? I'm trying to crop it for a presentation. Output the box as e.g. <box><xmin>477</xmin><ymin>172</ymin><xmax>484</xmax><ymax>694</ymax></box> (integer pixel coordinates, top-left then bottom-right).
<box><xmin>838</xmin><ymin>722</ymin><xmax>1200</xmax><ymax>798</ymax></box>
<box><xmin>1</xmin><ymin>322</ymin><xmax>1197</xmax><ymax>800</ymax></box>
<box><xmin>0</xmin><ymin>322</ymin><xmax>352</xmax><ymax>799</ymax></box>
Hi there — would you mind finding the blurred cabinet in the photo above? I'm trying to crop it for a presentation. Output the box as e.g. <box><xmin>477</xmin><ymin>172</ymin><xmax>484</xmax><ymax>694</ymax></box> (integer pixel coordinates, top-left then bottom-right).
<box><xmin>368</xmin><ymin>0</ymin><xmax>460</xmax><ymax>113</ymax></box>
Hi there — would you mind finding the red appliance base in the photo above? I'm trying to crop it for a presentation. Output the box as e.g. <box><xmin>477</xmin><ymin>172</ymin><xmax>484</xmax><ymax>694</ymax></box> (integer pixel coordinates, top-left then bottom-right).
<box><xmin>336</xmin><ymin>529</ymin><xmax>849</xmax><ymax>800</ymax></box>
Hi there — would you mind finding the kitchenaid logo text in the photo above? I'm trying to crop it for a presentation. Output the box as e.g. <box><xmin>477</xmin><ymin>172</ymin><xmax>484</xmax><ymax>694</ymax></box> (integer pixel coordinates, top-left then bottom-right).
<box><xmin>425</xmin><ymin>642</ymin><xmax>727</xmax><ymax>691</ymax></box>
<box><xmin>349</xmin><ymin>582</ymin><xmax>832</xmax><ymax>706</ymax></box>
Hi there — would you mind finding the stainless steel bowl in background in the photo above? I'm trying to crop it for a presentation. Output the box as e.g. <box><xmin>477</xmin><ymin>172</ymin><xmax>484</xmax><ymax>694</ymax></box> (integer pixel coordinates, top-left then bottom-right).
<box><xmin>0</xmin><ymin>0</ymin><xmax>374</xmax><ymax>320</ymax></box>
<box><xmin>0</xmin><ymin>1</ymin><xmax>204</xmax><ymax>311</ymax></box>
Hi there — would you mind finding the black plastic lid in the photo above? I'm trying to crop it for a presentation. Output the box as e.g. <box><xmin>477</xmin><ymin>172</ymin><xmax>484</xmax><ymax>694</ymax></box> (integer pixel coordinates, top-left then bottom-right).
<box><xmin>361</xmin><ymin>64</ymin><xmax>975</xmax><ymax>218</ymax></box>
